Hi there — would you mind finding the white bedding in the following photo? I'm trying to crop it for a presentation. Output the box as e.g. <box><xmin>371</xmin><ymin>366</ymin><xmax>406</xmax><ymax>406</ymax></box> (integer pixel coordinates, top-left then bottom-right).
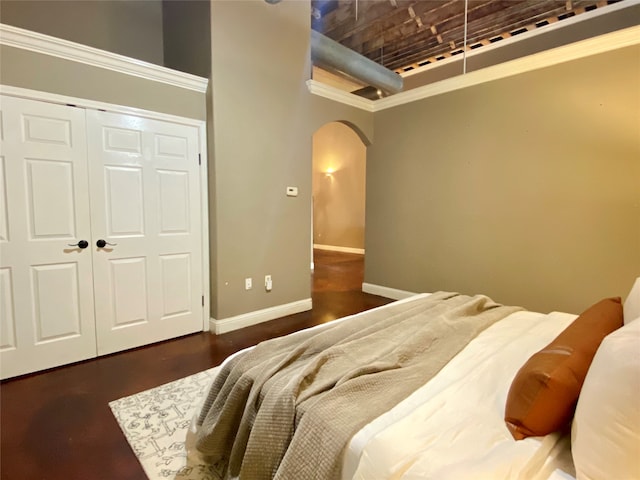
<box><xmin>344</xmin><ymin>309</ymin><xmax>578</xmax><ymax>480</ymax></box>
<box><xmin>189</xmin><ymin>295</ymin><xmax>578</xmax><ymax>480</ymax></box>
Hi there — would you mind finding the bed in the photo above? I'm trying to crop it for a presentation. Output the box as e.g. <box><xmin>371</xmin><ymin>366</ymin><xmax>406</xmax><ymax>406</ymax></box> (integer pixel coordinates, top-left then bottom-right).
<box><xmin>187</xmin><ymin>280</ymin><xmax>640</xmax><ymax>480</ymax></box>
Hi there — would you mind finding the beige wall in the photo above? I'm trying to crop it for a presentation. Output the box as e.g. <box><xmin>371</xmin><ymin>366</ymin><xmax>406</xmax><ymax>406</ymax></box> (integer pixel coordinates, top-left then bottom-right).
<box><xmin>209</xmin><ymin>0</ymin><xmax>312</xmax><ymax>319</ymax></box>
<box><xmin>208</xmin><ymin>0</ymin><xmax>375</xmax><ymax>320</ymax></box>
<box><xmin>163</xmin><ymin>0</ymin><xmax>211</xmax><ymax>77</ymax></box>
<box><xmin>0</xmin><ymin>0</ymin><xmax>164</xmax><ymax>65</ymax></box>
<box><xmin>0</xmin><ymin>46</ymin><xmax>206</xmax><ymax>120</ymax></box>
<box><xmin>366</xmin><ymin>45</ymin><xmax>640</xmax><ymax>315</ymax></box>
<box><xmin>312</xmin><ymin>122</ymin><xmax>367</xmax><ymax>250</ymax></box>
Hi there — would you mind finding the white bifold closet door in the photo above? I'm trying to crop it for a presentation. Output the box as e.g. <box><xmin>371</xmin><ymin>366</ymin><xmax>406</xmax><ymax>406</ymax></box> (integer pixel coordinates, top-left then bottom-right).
<box><xmin>0</xmin><ymin>96</ymin><xmax>97</xmax><ymax>377</ymax></box>
<box><xmin>87</xmin><ymin>110</ymin><xmax>203</xmax><ymax>355</ymax></box>
<box><xmin>0</xmin><ymin>96</ymin><xmax>203</xmax><ymax>379</ymax></box>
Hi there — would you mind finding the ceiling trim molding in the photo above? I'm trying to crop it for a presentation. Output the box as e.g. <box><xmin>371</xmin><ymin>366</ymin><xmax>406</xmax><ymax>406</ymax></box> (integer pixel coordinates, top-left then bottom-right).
<box><xmin>306</xmin><ymin>80</ymin><xmax>374</xmax><ymax>112</ymax></box>
<box><xmin>399</xmin><ymin>0</ymin><xmax>640</xmax><ymax>80</ymax></box>
<box><xmin>373</xmin><ymin>25</ymin><xmax>640</xmax><ymax>112</ymax></box>
<box><xmin>0</xmin><ymin>23</ymin><xmax>209</xmax><ymax>93</ymax></box>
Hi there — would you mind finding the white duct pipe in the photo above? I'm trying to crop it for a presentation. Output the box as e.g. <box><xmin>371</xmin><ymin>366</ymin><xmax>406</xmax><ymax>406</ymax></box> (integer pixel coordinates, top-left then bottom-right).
<box><xmin>310</xmin><ymin>29</ymin><xmax>404</xmax><ymax>94</ymax></box>
<box><xmin>265</xmin><ymin>0</ymin><xmax>403</xmax><ymax>94</ymax></box>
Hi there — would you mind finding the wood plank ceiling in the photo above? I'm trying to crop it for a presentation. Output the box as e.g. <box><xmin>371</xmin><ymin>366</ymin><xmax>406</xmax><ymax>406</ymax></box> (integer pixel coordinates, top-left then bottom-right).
<box><xmin>312</xmin><ymin>0</ymin><xmax>623</xmax><ymax>77</ymax></box>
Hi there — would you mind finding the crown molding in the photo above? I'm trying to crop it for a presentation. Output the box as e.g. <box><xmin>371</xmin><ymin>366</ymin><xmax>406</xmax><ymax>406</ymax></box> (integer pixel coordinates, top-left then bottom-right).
<box><xmin>307</xmin><ymin>23</ymin><xmax>639</xmax><ymax>113</ymax></box>
<box><xmin>399</xmin><ymin>0</ymin><xmax>640</xmax><ymax>80</ymax></box>
<box><xmin>0</xmin><ymin>23</ymin><xmax>208</xmax><ymax>93</ymax></box>
<box><xmin>306</xmin><ymin>80</ymin><xmax>374</xmax><ymax>112</ymax></box>
<box><xmin>373</xmin><ymin>24</ymin><xmax>640</xmax><ymax>112</ymax></box>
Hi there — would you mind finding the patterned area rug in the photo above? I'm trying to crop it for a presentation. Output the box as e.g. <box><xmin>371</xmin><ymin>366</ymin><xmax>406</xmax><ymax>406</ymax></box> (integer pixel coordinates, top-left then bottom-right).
<box><xmin>109</xmin><ymin>367</ymin><xmax>223</xmax><ymax>480</ymax></box>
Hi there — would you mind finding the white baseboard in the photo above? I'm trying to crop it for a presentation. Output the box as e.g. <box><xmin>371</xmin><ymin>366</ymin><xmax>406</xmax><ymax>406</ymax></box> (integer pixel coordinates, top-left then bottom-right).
<box><xmin>210</xmin><ymin>298</ymin><xmax>312</xmax><ymax>334</ymax></box>
<box><xmin>362</xmin><ymin>283</ymin><xmax>418</xmax><ymax>300</ymax></box>
<box><xmin>314</xmin><ymin>244</ymin><xmax>365</xmax><ymax>255</ymax></box>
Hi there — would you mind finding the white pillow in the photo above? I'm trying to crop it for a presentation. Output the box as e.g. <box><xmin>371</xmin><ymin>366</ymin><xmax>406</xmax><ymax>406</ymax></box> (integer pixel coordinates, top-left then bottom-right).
<box><xmin>623</xmin><ymin>277</ymin><xmax>640</xmax><ymax>324</ymax></box>
<box><xmin>571</xmin><ymin>319</ymin><xmax>640</xmax><ymax>480</ymax></box>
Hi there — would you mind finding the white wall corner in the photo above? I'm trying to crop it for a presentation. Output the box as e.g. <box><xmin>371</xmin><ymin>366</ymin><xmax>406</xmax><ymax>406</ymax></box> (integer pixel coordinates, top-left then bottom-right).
<box><xmin>362</xmin><ymin>282</ymin><xmax>418</xmax><ymax>300</ymax></box>
<box><xmin>209</xmin><ymin>298</ymin><xmax>313</xmax><ymax>335</ymax></box>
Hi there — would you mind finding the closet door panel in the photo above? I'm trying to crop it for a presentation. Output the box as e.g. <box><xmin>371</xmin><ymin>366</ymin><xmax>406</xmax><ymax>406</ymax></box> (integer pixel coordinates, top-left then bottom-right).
<box><xmin>0</xmin><ymin>267</ymin><xmax>16</xmax><ymax>350</ymax></box>
<box><xmin>108</xmin><ymin>256</ymin><xmax>148</xmax><ymax>327</ymax></box>
<box><xmin>0</xmin><ymin>96</ymin><xmax>97</xmax><ymax>379</ymax></box>
<box><xmin>87</xmin><ymin>110</ymin><xmax>202</xmax><ymax>355</ymax></box>
<box><xmin>0</xmin><ymin>156</ymin><xmax>8</xmax><ymax>243</ymax></box>
<box><xmin>104</xmin><ymin>165</ymin><xmax>145</xmax><ymax>237</ymax></box>
<box><xmin>26</xmin><ymin>158</ymin><xmax>76</xmax><ymax>238</ymax></box>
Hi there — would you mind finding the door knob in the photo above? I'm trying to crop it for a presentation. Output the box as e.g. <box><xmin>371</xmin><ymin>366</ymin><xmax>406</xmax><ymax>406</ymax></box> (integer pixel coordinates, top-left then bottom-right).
<box><xmin>96</xmin><ymin>239</ymin><xmax>118</xmax><ymax>248</ymax></box>
<box><xmin>68</xmin><ymin>240</ymin><xmax>89</xmax><ymax>249</ymax></box>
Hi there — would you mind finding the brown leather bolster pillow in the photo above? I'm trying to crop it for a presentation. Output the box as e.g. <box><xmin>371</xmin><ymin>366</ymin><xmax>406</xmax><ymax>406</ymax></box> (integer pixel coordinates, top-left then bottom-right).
<box><xmin>504</xmin><ymin>297</ymin><xmax>623</xmax><ymax>440</ymax></box>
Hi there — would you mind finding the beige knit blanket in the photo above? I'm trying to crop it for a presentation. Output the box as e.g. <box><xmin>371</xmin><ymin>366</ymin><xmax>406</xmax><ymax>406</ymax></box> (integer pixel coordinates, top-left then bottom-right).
<box><xmin>195</xmin><ymin>292</ymin><xmax>521</xmax><ymax>480</ymax></box>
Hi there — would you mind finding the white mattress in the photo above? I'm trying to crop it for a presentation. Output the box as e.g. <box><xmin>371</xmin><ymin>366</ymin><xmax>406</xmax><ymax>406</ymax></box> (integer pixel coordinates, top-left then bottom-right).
<box><xmin>343</xmin><ymin>309</ymin><xmax>578</xmax><ymax>480</ymax></box>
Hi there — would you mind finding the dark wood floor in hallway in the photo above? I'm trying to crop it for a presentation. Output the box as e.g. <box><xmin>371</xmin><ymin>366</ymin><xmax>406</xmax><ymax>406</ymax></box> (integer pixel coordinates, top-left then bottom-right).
<box><xmin>0</xmin><ymin>249</ymin><xmax>391</xmax><ymax>480</ymax></box>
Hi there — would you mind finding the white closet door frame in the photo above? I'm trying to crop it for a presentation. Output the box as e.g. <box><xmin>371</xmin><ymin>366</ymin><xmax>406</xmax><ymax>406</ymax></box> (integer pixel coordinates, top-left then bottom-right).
<box><xmin>0</xmin><ymin>85</ymin><xmax>210</xmax><ymax>333</ymax></box>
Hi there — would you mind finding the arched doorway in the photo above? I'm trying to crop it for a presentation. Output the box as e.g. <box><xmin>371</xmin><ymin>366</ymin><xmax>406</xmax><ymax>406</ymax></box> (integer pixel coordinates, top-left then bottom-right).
<box><xmin>311</xmin><ymin>121</ymin><xmax>367</xmax><ymax>290</ymax></box>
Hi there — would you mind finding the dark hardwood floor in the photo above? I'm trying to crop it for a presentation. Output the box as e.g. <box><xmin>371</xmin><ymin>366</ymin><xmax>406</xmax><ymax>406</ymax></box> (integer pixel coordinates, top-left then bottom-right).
<box><xmin>0</xmin><ymin>249</ymin><xmax>391</xmax><ymax>480</ymax></box>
